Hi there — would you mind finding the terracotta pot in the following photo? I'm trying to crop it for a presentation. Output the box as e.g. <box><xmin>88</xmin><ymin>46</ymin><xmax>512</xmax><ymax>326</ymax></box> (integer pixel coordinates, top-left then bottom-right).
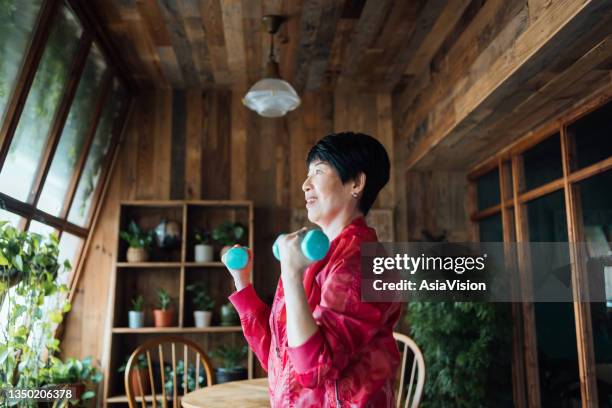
<box><xmin>129</xmin><ymin>368</ymin><xmax>151</xmax><ymax>396</ymax></box>
<box><xmin>127</xmin><ymin>247</ymin><xmax>148</xmax><ymax>263</ymax></box>
<box><xmin>153</xmin><ymin>309</ymin><xmax>174</xmax><ymax>327</ymax></box>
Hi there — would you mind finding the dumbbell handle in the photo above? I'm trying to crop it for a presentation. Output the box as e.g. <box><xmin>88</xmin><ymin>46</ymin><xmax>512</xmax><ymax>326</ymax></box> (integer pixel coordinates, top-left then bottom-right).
<box><xmin>273</xmin><ymin>229</ymin><xmax>329</xmax><ymax>262</ymax></box>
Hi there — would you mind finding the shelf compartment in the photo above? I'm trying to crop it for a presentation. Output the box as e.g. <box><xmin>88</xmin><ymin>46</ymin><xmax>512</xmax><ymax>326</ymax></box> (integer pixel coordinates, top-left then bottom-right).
<box><xmin>117</xmin><ymin>262</ymin><xmax>182</xmax><ymax>268</ymax></box>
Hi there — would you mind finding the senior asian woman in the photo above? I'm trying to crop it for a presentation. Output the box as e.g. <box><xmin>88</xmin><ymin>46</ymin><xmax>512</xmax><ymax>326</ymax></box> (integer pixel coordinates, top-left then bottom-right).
<box><xmin>224</xmin><ymin>132</ymin><xmax>401</xmax><ymax>407</ymax></box>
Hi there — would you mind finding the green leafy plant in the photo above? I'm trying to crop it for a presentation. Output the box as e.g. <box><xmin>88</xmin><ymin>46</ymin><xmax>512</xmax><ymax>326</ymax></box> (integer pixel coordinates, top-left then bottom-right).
<box><xmin>211</xmin><ymin>222</ymin><xmax>246</xmax><ymax>247</ymax></box>
<box><xmin>406</xmin><ymin>302</ymin><xmax>512</xmax><ymax>408</ymax></box>
<box><xmin>194</xmin><ymin>229</ymin><xmax>212</xmax><ymax>245</ymax></box>
<box><xmin>186</xmin><ymin>283</ymin><xmax>214</xmax><ymax>311</ymax></box>
<box><xmin>117</xmin><ymin>354</ymin><xmax>148</xmax><ymax>373</ymax></box>
<box><xmin>209</xmin><ymin>345</ymin><xmax>248</xmax><ymax>370</ymax></box>
<box><xmin>164</xmin><ymin>359</ymin><xmax>206</xmax><ymax>394</ymax></box>
<box><xmin>119</xmin><ymin>221</ymin><xmax>153</xmax><ymax>249</ymax></box>
<box><xmin>156</xmin><ymin>288</ymin><xmax>172</xmax><ymax>311</ymax></box>
<box><xmin>130</xmin><ymin>295</ymin><xmax>144</xmax><ymax>312</ymax></box>
<box><xmin>40</xmin><ymin>356</ymin><xmax>102</xmax><ymax>404</ymax></box>
<box><xmin>0</xmin><ymin>221</ymin><xmax>72</xmax><ymax>400</ymax></box>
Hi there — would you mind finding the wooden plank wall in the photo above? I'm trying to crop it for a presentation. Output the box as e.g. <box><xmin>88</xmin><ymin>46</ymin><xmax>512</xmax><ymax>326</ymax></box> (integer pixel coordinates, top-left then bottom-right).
<box><xmin>61</xmin><ymin>88</ymin><xmax>402</xmax><ymax>366</ymax></box>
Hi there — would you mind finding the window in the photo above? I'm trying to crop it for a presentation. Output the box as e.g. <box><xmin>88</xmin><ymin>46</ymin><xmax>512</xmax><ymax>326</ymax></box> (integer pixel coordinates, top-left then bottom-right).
<box><xmin>0</xmin><ymin>0</ymin><xmax>130</xmax><ymax>300</ymax></box>
<box><xmin>0</xmin><ymin>0</ymin><xmax>42</xmax><ymax>123</ymax></box>
<box><xmin>37</xmin><ymin>45</ymin><xmax>107</xmax><ymax>216</ymax></box>
<box><xmin>0</xmin><ymin>5</ymin><xmax>82</xmax><ymax>202</ymax></box>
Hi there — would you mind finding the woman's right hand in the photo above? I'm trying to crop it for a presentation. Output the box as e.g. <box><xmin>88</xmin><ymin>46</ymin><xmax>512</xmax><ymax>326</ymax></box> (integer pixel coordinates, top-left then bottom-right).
<box><xmin>222</xmin><ymin>245</ymin><xmax>252</xmax><ymax>291</ymax></box>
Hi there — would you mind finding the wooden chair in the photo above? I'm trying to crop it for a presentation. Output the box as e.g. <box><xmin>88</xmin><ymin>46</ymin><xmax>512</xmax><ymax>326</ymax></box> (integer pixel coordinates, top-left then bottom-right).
<box><xmin>393</xmin><ymin>332</ymin><xmax>425</xmax><ymax>408</ymax></box>
<box><xmin>124</xmin><ymin>335</ymin><xmax>214</xmax><ymax>408</ymax></box>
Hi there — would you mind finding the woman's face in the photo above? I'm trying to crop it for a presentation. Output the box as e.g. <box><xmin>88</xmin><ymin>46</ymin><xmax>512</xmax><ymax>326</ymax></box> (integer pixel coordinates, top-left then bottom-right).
<box><xmin>302</xmin><ymin>160</ymin><xmax>355</xmax><ymax>225</ymax></box>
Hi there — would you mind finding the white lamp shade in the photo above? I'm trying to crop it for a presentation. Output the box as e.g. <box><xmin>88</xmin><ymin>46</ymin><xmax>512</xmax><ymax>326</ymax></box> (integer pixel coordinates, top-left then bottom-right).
<box><xmin>242</xmin><ymin>78</ymin><xmax>301</xmax><ymax>118</ymax></box>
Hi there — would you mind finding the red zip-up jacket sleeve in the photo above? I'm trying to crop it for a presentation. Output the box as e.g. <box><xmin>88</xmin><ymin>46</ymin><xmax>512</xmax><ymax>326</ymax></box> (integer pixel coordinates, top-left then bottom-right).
<box><xmin>287</xmin><ymin>253</ymin><xmax>400</xmax><ymax>389</ymax></box>
<box><xmin>228</xmin><ymin>284</ymin><xmax>271</xmax><ymax>372</ymax></box>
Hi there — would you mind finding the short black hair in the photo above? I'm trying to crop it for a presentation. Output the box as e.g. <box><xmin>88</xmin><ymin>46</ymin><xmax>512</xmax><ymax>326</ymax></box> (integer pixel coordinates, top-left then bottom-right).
<box><xmin>306</xmin><ymin>132</ymin><xmax>390</xmax><ymax>216</ymax></box>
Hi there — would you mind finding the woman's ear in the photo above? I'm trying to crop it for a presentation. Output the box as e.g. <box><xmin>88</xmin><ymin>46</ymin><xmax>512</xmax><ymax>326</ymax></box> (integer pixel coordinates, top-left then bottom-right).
<box><xmin>353</xmin><ymin>172</ymin><xmax>366</xmax><ymax>195</ymax></box>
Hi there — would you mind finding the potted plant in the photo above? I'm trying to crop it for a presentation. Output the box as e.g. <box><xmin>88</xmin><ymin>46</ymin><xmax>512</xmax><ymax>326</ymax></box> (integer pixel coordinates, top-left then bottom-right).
<box><xmin>193</xmin><ymin>229</ymin><xmax>214</xmax><ymax>263</ymax></box>
<box><xmin>40</xmin><ymin>356</ymin><xmax>103</xmax><ymax>406</ymax></box>
<box><xmin>118</xmin><ymin>354</ymin><xmax>150</xmax><ymax>397</ymax></box>
<box><xmin>211</xmin><ymin>221</ymin><xmax>246</xmax><ymax>259</ymax></box>
<box><xmin>209</xmin><ymin>345</ymin><xmax>248</xmax><ymax>384</ymax></box>
<box><xmin>128</xmin><ymin>294</ymin><xmax>145</xmax><ymax>328</ymax></box>
<box><xmin>153</xmin><ymin>287</ymin><xmax>174</xmax><ymax>327</ymax></box>
<box><xmin>220</xmin><ymin>301</ymin><xmax>240</xmax><ymax>326</ymax></box>
<box><xmin>186</xmin><ymin>283</ymin><xmax>215</xmax><ymax>328</ymax></box>
<box><xmin>120</xmin><ymin>220</ymin><xmax>154</xmax><ymax>263</ymax></box>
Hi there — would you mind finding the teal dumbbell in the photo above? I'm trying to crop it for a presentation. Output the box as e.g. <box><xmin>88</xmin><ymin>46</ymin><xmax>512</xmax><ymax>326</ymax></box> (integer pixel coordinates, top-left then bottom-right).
<box><xmin>223</xmin><ymin>247</ymin><xmax>249</xmax><ymax>270</ymax></box>
<box><xmin>272</xmin><ymin>229</ymin><xmax>330</xmax><ymax>262</ymax></box>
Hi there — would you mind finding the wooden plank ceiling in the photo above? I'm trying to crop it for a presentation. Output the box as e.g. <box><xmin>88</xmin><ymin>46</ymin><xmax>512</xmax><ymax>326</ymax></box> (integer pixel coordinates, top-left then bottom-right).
<box><xmin>91</xmin><ymin>0</ymin><xmax>612</xmax><ymax>170</ymax></box>
<box><xmin>89</xmin><ymin>0</ymin><xmax>474</xmax><ymax>92</ymax></box>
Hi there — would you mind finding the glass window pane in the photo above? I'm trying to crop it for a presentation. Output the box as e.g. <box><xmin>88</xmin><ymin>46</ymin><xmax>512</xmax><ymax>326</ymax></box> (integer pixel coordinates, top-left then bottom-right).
<box><xmin>57</xmin><ymin>232</ymin><xmax>83</xmax><ymax>284</ymax></box>
<box><xmin>28</xmin><ymin>219</ymin><xmax>56</xmax><ymax>238</ymax></box>
<box><xmin>526</xmin><ymin>191</ymin><xmax>579</xmax><ymax>406</ymax></box>
<box><xmin>567</xmin><ymin>101</ymin><xmax>612</xmax><ymax>171</ymax></box>
<box><xmin>0</xmin><ymin>5</ymin><xmax>82</xmax><ymax>202</ymax></box>
<box><xmin>0</xmin><ymin>0</ymin><xmax>43</xmax><ymax>123</ymax></box>
<box><xmin>476</xmin><ymin>168</ymin><xmax>500</xmax><ymax>210</ymax></box>
<box><xmin>577</xmin><ymin>170</ymin><xmax>612</xmax><ymax>404</ymax></box>
<box><xmin>479</xmin><ymin>213</ymin><xmax>503</xmax><ymax>242</ymax></box>
<box><xmin>523</xmin><ymin>134</ymin><xmax>563</xmax><ymax>191</ymax></box>
<box><xmin>38</xmin><ymin>45</ymin><xmax>106</xmax><ymax>216</ymax></box>
<box><xmin>0</xmin><ymin>208</ymin><xmax>23</xmax><ymax>228</ymax></box>
<box><xmin>68</xmin><ymin>79</ymin><xmax>125</xmax><ymax>226</ymax></box>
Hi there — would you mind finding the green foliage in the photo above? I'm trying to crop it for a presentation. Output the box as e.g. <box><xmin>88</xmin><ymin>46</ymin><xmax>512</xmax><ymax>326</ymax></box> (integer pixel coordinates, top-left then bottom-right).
<box><xmin>0</xmin><ymin>221</ymin><xmax>72</xmax><ymax>399</ymax></box>
<box><xmin>119</xmin><ymin>221</ymin><xmax>153</xmax><ymax>249</ymax></box>
<box><xmin>186</xmin><ymin>283</ymin><xmax>214</xmax><ymax>311</ymax></box>
<box><xmin>209</xmin><ymin>345</ymin><xmax>248</xmax><ymax>370</ymax></box>
<box><xmin>406</xmin><ymin>302</ymin><xmax>512</xmax><ymax>408</ymax></box>
<box><xmin>194</xmin><ymin>229</ymin><xmax>212</xmax><ymax>245</ymax></box>
<box><xmin>164</xmin><ymin>360</ymin><xmax>206</xmax><ymax>394</ymax></box>
<box><xmin>117</xmin><ymin>354</ymin><xmax>148</xmax><ymax>373</ymax></box>
<box><xmin>156</xmin><ymin>288</ymin><xmax>172</xmax><ymax>311</ymax></box>
<box><xmin>130</xmin><ymin>295</ymin><xmax>144</xmax><ymax>312</ymax></box>
<box><xmin>211</xmin><ymin>222</ymin><xmax>246</xmax><ymax>247</ymax></box>
<box><xmin>39</xmin><ymin>356</ymin><xmax>102</xmax><ymax>406</ymax></box>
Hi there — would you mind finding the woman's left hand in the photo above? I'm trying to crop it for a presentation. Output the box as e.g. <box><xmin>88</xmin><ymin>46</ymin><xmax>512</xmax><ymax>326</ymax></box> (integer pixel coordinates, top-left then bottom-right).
<box><xmin>277</xmin><ymin>227</ymin><xmax>311</xmax><ymax>284</ymax></box>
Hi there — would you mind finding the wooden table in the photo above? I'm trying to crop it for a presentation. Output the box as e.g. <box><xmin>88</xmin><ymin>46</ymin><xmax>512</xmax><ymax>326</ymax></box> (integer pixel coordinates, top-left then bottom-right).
<box><xmin>181</xmin><ymin>378</ymin><xmax>270</xmax><ymax>408</ymax></box>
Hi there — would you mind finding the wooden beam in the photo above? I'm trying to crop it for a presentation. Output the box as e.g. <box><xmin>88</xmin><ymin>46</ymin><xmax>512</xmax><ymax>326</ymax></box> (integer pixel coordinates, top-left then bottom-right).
<box><xmin>0</xmin><ymin>192</ymin><xmax>87</xmax><ymax>238</ymax></box>
<box><xmin>401</xmin><ymin>0</ymin><xmax>612</xmax><ymax>170</ymax></box>
<box><xmin>511</xmin><ymin>155</ymin><xmax>541</xmax><ymax>407</ymax></box>
<box><xmin>30</xmin><ymin>35</ymin><xmax>93</xmax><ymax>206</ymax></box>
<box><xmin>499</xmin><ymin>159</ymin><xmax>527</xmax><ymax>408</ymax></box>
<box><xmin>561</xmin><ymin>127</ymin><xmax>598</xmax><ymax>407</ymax></box>
<box><xmin>384</xmin><ymin>0</ymin><xmax>471</xmax><ymax>90</ymax></box>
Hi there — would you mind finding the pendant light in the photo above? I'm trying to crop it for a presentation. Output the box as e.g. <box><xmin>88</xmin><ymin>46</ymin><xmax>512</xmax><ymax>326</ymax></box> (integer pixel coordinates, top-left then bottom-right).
<box><xmin>242</xmin><ymin>15</ymin><xmax>301</xmax><ymax>118</ymax></box>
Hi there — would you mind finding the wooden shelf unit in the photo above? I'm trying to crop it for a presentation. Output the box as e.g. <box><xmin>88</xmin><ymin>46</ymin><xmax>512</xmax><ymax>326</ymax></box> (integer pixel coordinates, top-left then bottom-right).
<box><xmin>102</xmin><ymin>200</ymin><xmax>254</xmax><ymax>407</ymax></box>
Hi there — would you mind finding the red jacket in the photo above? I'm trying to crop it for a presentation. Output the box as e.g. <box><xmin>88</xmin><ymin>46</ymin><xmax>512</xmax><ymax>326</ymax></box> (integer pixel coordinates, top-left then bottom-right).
<box><xmin>229</xmin><ymin>217</ymin><xmax>402</xmax><ymax>407</ymax></box>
